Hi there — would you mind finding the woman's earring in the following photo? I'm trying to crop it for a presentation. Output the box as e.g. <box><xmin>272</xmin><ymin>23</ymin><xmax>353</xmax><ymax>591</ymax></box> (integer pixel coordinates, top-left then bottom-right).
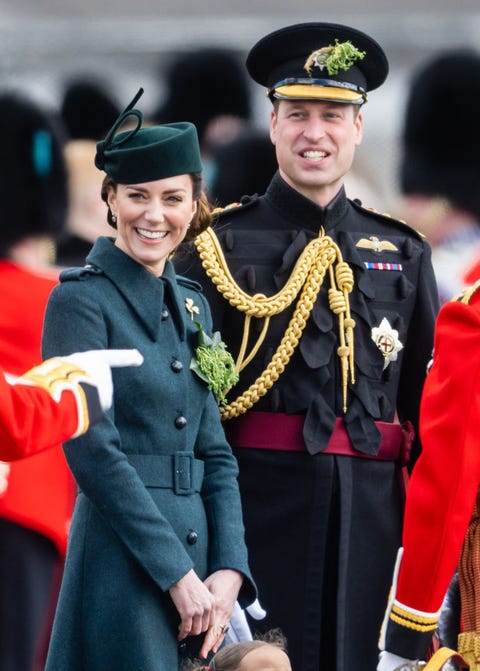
<box><xmin>111</xmin><ymin>214</ymin><xmax>117</xmax><ymax>224</ymax></box>
<box><xmin>186</xmin><ymin>223</ymin><xmax>191</xmax><ymax>230</ymax></box>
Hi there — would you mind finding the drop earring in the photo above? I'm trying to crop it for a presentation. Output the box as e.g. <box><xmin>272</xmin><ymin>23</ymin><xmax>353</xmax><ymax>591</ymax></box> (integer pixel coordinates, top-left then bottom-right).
<box><xmin>111</xmin><ymin>214</ymin><xmax>117</xmax><ymax>224</ymax></box>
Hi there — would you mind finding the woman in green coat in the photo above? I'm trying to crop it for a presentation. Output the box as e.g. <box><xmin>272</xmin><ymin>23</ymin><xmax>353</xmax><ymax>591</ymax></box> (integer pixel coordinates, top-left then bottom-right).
<box><xmin>42</xmin><ymin>89</ymin><xmax>256</xmax><ymax>671</ymax></box>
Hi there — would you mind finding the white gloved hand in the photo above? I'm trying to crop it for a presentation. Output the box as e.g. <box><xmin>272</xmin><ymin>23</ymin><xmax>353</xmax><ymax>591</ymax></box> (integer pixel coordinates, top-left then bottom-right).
<box><xmin>224</xmin><ymin>599</ymin><xmax>267</xmax><ymax>645</ymax></box>
<box><xmin>377</xmin><ymin>650</ymin><xmax>423</xmax><ymax>671</ymax></box>
<box><xmin>63</xmin><ymin>349</ymin><xmax>143</xmax><ymax>411</ymax></box>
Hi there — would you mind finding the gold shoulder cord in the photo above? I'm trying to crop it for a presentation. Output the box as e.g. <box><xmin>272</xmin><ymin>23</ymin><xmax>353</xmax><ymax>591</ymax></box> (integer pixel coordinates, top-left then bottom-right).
<box><xmin>456</xmin><ymin>279</ymin><xmax>480</xmax><ymax>305</ymax></box>
<box><xmin>194</xmin><ymin>226</ymin><xmax>356</xmax><ymax>419</ymax></box>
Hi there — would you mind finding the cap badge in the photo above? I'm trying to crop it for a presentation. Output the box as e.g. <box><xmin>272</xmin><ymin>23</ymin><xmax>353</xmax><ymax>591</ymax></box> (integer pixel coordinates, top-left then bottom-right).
<box><xmin>185</xmin><ymin>297</ymin><xmax>200</xmax><ymax>320</ymax></box>
<box><xmin>356</xmin><ymin>236</ymin><xmax>399</xmax><ymax>253</ymax></box>
<box><xmin>371</xmin><ymin>317</ymin><xmax>403</xmax><ymax>369</ymax></box>
<box><xmin>304</xmin><ymin>40</ymin><xmax>366</xmax><ymax>77</ymax></box>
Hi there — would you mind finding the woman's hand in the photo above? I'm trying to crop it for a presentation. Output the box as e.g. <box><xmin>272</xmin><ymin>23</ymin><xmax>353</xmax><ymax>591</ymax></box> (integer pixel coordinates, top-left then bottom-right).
<box><xmin>169</xmin><ymin>569</ymin><xmax>216</xmax><ymax>641</ymax></box>
<box><xmin>199</xmin><ymin>569</ymin><xmax>244</xmax><ymax>659</ymax></box>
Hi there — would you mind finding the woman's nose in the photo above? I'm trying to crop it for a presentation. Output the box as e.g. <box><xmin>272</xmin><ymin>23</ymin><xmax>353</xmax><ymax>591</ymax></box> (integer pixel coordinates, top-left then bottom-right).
<box><xmin>145</xmin><ymin>199</ymin><xmax>164</xmax><ymax>222</ymax></box>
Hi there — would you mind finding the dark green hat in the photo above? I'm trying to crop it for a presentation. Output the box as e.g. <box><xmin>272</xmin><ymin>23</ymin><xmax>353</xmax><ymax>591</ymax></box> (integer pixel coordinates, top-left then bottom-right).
<box><xmin>95</xmin><ymin>88</ymin><xmax>202</xmax><ymax>183</ymax></box>
<box><xmin>246</xmin><ymin>22</ymin><xmax>389</xmax><ymax>104</ymax></box>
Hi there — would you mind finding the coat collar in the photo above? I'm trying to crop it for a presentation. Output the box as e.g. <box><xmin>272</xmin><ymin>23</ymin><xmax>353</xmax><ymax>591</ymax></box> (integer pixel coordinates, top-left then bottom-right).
<box><xmin>86</xmin><ymin>236</ymin><xmax>187</xmax><ymax>341</ymax></box>
<box><xmin>265</xmin><ymin>172</ymin><xmax>349</xmax><ymax>233</ymax></box>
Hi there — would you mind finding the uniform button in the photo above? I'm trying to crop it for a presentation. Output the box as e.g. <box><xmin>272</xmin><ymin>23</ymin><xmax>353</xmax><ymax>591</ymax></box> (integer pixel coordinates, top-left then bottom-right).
<box><xmin>161</xmin><ymin>308</ymin><xmax>169</xmax><ymax>320</ymax></box>
<box><xmin>171</xmin><ymin>359</ymin><xmax>183</xmax><ymax>373</ymax></box>
<box><xmin>187</xmin><ymin>531</ymin><xmax>198</xmax><ymax>545</ymax></box>
<box><xmin>224</xmin><ymin>230</ymin><xmax>235</xmax><ymax>251</ymax></box>
<box><xmin>175</xmin><ymin>415</ymin><xmax>187</xmax><ymax>429</ymax></box>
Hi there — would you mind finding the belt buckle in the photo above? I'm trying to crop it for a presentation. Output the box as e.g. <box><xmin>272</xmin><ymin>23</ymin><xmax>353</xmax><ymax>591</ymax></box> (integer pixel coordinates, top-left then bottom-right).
<box><xmin>174</xmin><ymin>452</ymin><xmax>194</xmax><ymax>496</ymax></box>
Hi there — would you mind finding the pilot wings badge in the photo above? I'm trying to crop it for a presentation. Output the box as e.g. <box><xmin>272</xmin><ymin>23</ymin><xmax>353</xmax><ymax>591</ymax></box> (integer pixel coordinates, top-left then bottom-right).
<box><xmin>356</xmin><ymin>236</ymin><xmax>399</xmax><ymax>253</ymax></box>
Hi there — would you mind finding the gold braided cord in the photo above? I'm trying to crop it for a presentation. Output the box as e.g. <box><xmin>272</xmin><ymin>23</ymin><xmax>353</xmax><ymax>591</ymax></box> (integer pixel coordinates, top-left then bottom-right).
<box><xmin>236</xmin><ymin>315</ymin><xmax>270</xmax><ymax>373</ymax></box>
<box><xmin>194</xmin><ymin>226</ymin><xmax>355</xmax><ymax>418</ymax></box>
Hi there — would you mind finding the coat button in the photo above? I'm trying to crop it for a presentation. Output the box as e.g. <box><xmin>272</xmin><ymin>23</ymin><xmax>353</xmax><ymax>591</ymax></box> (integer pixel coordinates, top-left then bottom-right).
<box><xmin>161</xmin><ymin>308</ymin><xmax>169</xmax><ymax>320</ymax></box>
<box><xmin>175</xmin><ymin>415</ymin><xmax>187</xmax><ymax>429</ymax></box>
<box><xmin>171</xmin><ymin>359</ymin><xmax>183</xmax><ymax>373</ymax></box>
<box><xmin>187</xmin><ymin>530</ymin><xmax>198</xmax><ymax>545</ymax></box>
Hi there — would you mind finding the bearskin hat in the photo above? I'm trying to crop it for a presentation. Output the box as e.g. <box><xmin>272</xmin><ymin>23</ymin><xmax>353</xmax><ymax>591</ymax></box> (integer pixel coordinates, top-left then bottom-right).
<box><xmin>401</xmin><ymin>49</ymin><xmax>480</xmax><ymax>220</ymax></box>
<box><xmin>61</xmin><ymin>78</ymin><xmax>121</xmax><ymax>141</ymax></box>
<box><xmin>153</xmin><ymin>48</ymin><xmax>252</xmax><ymax>146</ymax></box>
<box><xmin>0</xmin><ymin>91</ymin><xmax>68</xmax><ymax>254</ymax></box>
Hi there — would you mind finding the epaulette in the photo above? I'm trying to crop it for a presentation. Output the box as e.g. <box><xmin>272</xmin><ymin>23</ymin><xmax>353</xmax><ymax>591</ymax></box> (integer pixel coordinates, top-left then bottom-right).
<box><xmin>59</xmin><ymin>264</ymin><xmax>104</xmax><ymax>283</ymax></box>
<box><xmin>212</xmin><ymin>194</ymin><xmax>260</xmax><ymax>219</ymax></box>
<box><xmin>453</xmin><ymin>279</ymin><xmax>480</xmax><ymax>305</ymax></box>
<box><xmin>350</xmin><ymin>198</ymin><xmax>425</xmax><ymax>241</ymax></box>
<box><xmin>176</xmin><ymin>275</ymin><xmax>203</xmax><ymax>292</ymax></box>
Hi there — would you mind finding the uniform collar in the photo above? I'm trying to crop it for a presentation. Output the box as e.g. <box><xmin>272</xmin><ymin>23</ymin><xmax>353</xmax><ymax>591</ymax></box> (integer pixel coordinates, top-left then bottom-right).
<box><xmin>86</xmin><ymin>236</ymin><xmax>186</xmax><ymax>341</ymax></box>
<box><xmin>265</xmin><ymin>171</ymin><xmax>349</xmax><ymax>233</ymax></box>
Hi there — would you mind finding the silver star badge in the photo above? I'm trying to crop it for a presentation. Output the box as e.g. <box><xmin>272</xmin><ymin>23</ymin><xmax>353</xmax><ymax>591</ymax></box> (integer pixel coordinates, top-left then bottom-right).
<box><xmin>371</xmin><ymin>318</ymin><xmax>403</xmax><ymax>369</ymax></box>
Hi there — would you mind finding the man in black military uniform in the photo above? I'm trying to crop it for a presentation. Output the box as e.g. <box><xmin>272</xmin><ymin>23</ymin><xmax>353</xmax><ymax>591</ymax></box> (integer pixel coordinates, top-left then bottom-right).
<box><xmin>174</xmin><ymin>22</ymin><xmax>439</xmax><ymax>671</ymax></box>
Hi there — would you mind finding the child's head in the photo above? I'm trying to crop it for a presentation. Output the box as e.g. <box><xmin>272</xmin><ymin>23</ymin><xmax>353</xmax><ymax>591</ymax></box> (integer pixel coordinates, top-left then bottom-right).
<box><xmin>219</xmin><ymin>641</ymin><xmax>292</xmax><ymax>671</ymax></box>
<box><xmin>188</xmin><ymin>630</ymin><xmax>291</xmax><ymax>671</ymax></box>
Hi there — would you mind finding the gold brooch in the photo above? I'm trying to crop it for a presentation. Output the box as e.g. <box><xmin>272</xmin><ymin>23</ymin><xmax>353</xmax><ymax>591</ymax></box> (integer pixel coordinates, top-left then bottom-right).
<box><xmin>185</xmin><ymin>297</ymin><xmax>200</xmax><ymax>320</ymax></box>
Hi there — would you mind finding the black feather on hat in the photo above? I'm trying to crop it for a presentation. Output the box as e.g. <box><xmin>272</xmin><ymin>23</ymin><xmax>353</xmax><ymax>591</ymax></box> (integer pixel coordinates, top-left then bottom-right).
<box><xmin>0</xmin><ymin>92</ymin><xmax>68</xmax><ymax>255</ymax></box>
<box><xmin>401</xmin><ymin>49</ymin><xmax>480</xmax><ymax>219</ymax></box>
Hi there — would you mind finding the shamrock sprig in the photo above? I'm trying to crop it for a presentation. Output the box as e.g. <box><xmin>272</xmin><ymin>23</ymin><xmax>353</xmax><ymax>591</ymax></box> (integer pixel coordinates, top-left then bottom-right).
<box><xmin>190</xmin><ymin>322</ymin><xmax>239</xmax><ymax>406</ymax></box>
<box><xmin>304</xmin><ymin>39</ymin><xmax>366</xmax><ymax>77</ymax></box>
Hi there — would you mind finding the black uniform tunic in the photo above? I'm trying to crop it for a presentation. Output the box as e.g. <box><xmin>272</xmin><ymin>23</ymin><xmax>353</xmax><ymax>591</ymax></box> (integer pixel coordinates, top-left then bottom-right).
<box><xmin>174</xmin><ymin>173</ymin><xmax>439</xmax><ymax>671</ymax></box>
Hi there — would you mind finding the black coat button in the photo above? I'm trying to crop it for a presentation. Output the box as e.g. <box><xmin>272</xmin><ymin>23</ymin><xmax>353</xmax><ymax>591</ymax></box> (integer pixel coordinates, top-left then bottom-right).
<box><xmin>187</xmin><ymin>531</ymin><xmax>198</xmax><ymax>545</ymax></box>
<box><xmin>175</xmin><ymin>415</ymin><xmax>187</xmax><ymax>429</ymax></box>
<box><xmin>161</xmin><ymin>308</ymin><xmax>169</xmax><ymax>321</ymax></box>
<box><xmin>171</xmin><ymin>360</ymin><xmax>183</xmax><ymax>373</ymax></box>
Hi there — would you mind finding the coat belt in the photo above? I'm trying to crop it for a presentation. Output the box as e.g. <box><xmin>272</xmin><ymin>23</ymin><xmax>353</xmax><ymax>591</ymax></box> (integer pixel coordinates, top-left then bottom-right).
<box><xmin>126</xmin><ymin>452</ymin><xmax>204</xmax><ymax>495</ymax></box>
<box><xmin>225</xmin><ymin>412</ymin><xmax>413</xmax><ymax>463</ymax></box>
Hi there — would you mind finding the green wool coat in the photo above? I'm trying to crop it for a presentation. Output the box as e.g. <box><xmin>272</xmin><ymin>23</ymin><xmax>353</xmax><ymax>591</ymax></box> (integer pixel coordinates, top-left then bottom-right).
<box><xmin>42</xmin><ymin>237</ymin><xmax>255</xmax><ymax>671</ymax></box>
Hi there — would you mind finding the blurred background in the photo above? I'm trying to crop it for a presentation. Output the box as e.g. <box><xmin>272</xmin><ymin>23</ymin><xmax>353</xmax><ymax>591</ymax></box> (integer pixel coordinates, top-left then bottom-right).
<box><xmin>0</xmin><ymin>0</ymin><xmax>479</xmax><ymax>213</ymax></box>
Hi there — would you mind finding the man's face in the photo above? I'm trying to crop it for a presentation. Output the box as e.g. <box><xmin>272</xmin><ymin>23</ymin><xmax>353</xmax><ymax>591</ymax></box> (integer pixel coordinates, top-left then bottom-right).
<box><xmin>269</xmin><ymin>99</ymin><xmax>363</xmax><ymax>207</ymax></box>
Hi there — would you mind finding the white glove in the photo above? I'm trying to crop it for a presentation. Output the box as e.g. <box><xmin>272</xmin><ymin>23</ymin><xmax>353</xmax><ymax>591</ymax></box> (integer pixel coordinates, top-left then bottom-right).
<box><xmin>224</xmin><ymin>599</ymin><xmax>267</xmax><ymax>645</ymax></box>
<box><xmin>377</xmin><ymin>650</ymin><xmax>424</xmax><ymax>671</ymax></box>
<box><xmin>63</xmin><ymin>349</ymin><xmax>143</xmax><ymax>411</ymax></box>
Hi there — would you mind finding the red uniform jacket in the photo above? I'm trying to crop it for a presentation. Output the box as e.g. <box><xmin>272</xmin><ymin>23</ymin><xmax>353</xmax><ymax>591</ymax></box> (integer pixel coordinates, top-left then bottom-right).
<box><xmin>0</xmin><ymin>260</ymin><xmax>75</xmax><ymax>555</ymax></box>
<box><xmin>381</xmin><ymin>280</ymin><xmax>480</xmax><ymax>659</ymax></box>
<box><xmin>0</xmin><ymin>355</ymin><xmax>102</xmax><ymax>461</ymax></box>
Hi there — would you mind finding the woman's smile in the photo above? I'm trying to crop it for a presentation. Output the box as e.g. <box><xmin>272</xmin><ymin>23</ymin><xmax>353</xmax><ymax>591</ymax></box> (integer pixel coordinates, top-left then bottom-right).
<box><xmin>108</xmin><ymin>174</ymin><xmax>197</xmax><ymax>275</ymax></box>
<box><xmin>135</xmin><ymin>227</ymin><xmax>169</xmax><ymax>241</ymax></box>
